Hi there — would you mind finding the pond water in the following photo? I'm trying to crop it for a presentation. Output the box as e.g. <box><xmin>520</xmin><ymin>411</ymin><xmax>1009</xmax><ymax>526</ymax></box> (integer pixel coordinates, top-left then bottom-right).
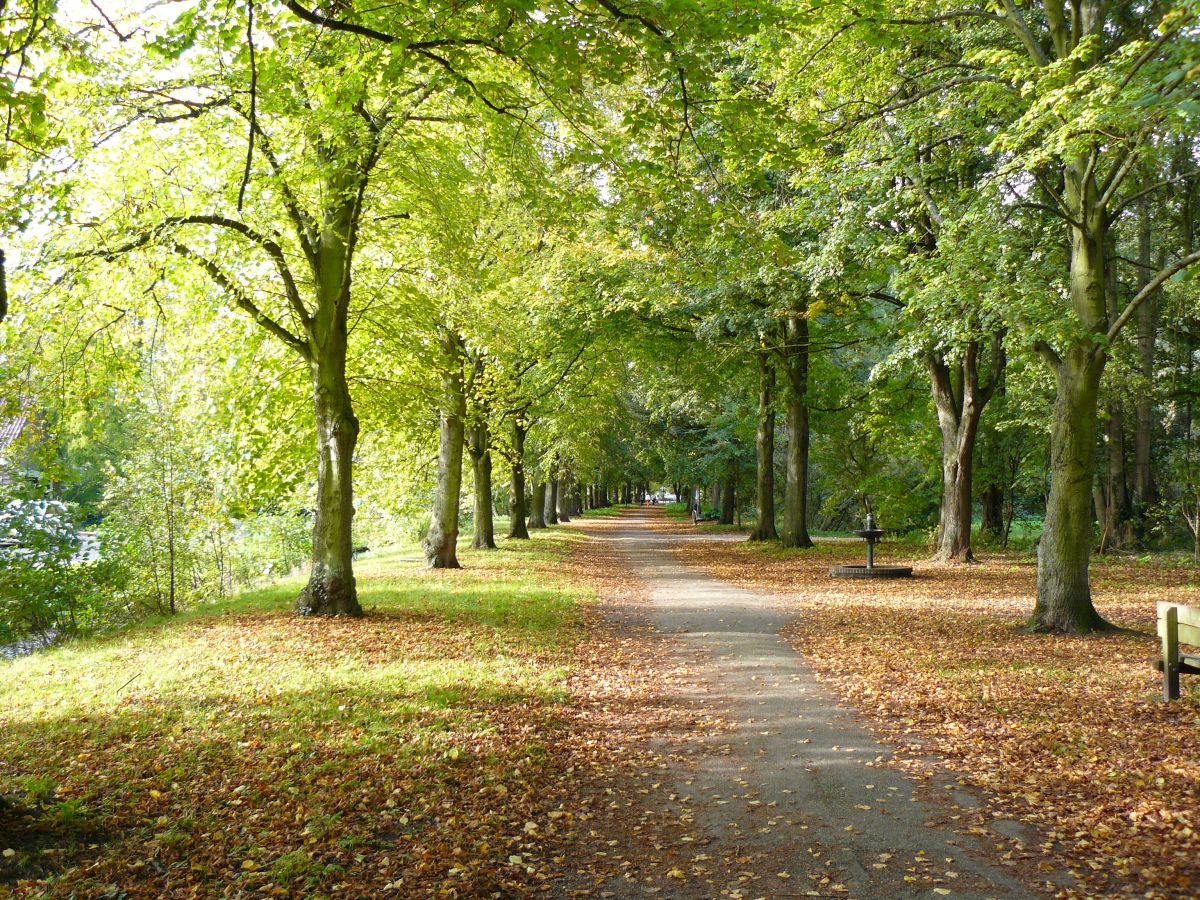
<box><xmin>0</xmin><ymin>629</ymin><xmax>58</xmax><ymax>661</ymax></box>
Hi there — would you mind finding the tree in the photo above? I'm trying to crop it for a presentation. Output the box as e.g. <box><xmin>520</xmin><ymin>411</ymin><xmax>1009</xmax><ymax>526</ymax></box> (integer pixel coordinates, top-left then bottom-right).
<box><xmin>748</xmin><ymin>348</ymin><xmax>778</xmax><ymax>540</ymax></box>
<box><xmin>426</xmin><ymin>328</ymin><xmax>467</xmax><ymax>568</ymax></box>
<box><xmin>984</xmin><ymin>4</ymin><xmax>1200</xmax><ymax>630</ymax></box>
<box><xmin>761</xmin><ymin>2</ymin><xmax>1200</xmax><ymax>628</ymax></box>
<box><xmin>2</xmin><ymin>0</ymin><xmax>71</xmax><ymax>325</ymax></box>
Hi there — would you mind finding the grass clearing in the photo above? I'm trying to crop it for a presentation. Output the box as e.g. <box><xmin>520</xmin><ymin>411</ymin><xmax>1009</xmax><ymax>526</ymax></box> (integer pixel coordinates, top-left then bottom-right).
<box><xmin>1</xmin><ymin>528</ymin><xmax>592</xmax><ymax>896</ymax></box>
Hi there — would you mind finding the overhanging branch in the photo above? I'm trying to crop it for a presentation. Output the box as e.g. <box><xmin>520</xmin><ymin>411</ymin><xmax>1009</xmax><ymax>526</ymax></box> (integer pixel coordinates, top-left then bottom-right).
<box><xmin>172</xmin><ymin>242</ymin><xmax>310</xmax><ymax>358</ymax></box>
<box><xmin>1106</xmin><ymin>250</ymin><xmax>1200</xmax><ymax>346</ymax></box>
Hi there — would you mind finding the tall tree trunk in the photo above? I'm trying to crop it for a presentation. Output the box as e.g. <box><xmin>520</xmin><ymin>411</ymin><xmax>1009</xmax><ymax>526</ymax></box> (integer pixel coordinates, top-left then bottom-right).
<box><xmin>297</xmin><ymin>333</ymin><xmax>363</xmax><ymax>615</ymax></box>
<box><xmin>1092</xmin><ymin>475</ymin><xmax>1108</xmax><ymax>549</ymax></box>
<box><xmin>546</xmin><ymin>477</ymin><xmax>559</xmax><ymax>525</ymax></box>
<box><xmin>981</xmin><ymin>484</ymin><xmax>1004</xmax><ymax>537</ymax></box>
<box><xmin>1098</xmin><ymin>404</ymin><xmax>1130</xmax><ymax>552</ymax></box>
<box><xmin>425</xmin><ymin>333</ymin><xmax>465</xmax><ymax>569</ymax></box>
<box><xmin>1097</xmin><ymin>235</ymin><xmax>1130</xmax><ymax>551</ymax></box>
<box><xmin>719</xmin><ymin>464</ymin><xmax>735</xmax><ymax>525</ymax></box>
<box><xmin>557</xmin><ymin>469</ymin><xmax>572</xmax><ymax>522</ymax></box>
<box><xmin>780</xmin><ymin>315</ymin><xmax>813</xmax><ymax>549</ymax></box>
<box><xmin>1134</xmin><ymin>195</ymin><xmax>1158</xmax><ymax>511</ymax></box>
<box><xmin>750</xmin><ymin>350</ymin><xmax>778</xmax><ymax>541</ymax></box>
<box><xmin>928</xmin><ymin>335</ymin><xmax>1003</xmax><ymax>563</ymax></box>
<box><xmin>0</xmin><ymin>248</ymin><xmax>7</xmax><ymax>324</ymax></box>
<box><xmin>508</xmin><ymin>419</ymin><xmax>530</xmax><ymax>539</ymax></box>
<box><xmin>1033</xmin><ymin>197</ymin><xmax>1113</xmax><ymax>633</ymax></box>
<box><xmin>529</xmin><ymin>480</ymin><xmax>547</xmax><ymax>529</ymax></box>
<box><xmin>467</xmin><ymin>420</ymin><xmax>496</xmax><ymax>550</ymax></box>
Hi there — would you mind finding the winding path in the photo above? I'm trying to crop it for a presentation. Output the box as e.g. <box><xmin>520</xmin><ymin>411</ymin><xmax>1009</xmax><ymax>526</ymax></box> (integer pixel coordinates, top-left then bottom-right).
<box><xmin>589</xmin><ymin>508</ymin><xmax>1034</xmax><ymax>899</ymax></box>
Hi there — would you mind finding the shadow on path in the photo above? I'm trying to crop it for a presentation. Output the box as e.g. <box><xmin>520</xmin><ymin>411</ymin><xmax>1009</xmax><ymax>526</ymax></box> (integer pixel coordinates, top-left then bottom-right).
<box><xmin>582</xmin><ymin>507</ymin><xmax>1036</xmax><ymax>899</ymax></box>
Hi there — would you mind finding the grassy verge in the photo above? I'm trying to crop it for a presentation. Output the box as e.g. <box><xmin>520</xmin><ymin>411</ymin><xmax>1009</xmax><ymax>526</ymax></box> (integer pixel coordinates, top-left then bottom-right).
<box><xmin>1</xmin><ymin>529</ymin><xmax>591</xmax><ymax>897</ymax></box>
<box><xmin>676</xmin><ymin>536</ymin><xmax>1200</xmax><ymax>897</ymax></box>
<box><xmin>663</xmin><ymin>502</ymin><xmax>690</xmax><ymax>521</ymax></box>
<box><xmin>577</xmin><ymin>504</ymin><xmax>639</xmax><ymax>518</ymax></box>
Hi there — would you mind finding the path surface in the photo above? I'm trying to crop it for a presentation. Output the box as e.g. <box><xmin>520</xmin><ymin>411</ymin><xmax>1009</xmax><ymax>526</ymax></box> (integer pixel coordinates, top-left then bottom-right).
<box><xmin>595</xmin><ymin>509</ymin><xmax>1035</xmax><ymax>899</ymax></box>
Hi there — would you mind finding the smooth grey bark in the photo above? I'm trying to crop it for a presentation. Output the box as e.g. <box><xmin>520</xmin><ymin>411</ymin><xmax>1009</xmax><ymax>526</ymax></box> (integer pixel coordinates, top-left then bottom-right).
<box><xmin>467</xmin><ymin>419</ymin><xmax>496</xmax><ymax>550</ymax></box>
<box><xmin>750</xmin><ymin>350</ymin><xmax>779</xmax><ymax>541</ymax></box>
<box><xmin>529</xmin><ymin>480</ymin><xmax>547</xmax><ymax>529</ymax></box>
<box><xmin>425</xmin><ymin>332</ymin><xmax>465</xmax><ymax>569</ymax></box>
<box><xmin>297</xmin><ymin>337</ymin><xmax>362</xmax><ymax>615</ymax></box>
<box><xmin>780</xmin><ymin>316</ymin><xmax>813</xmax><ymax>549</ymax></box>
<box><xmin>295</xmin><ymin>183</ymin><xmax>365</xmax><ymax>617</ymax></box>
<box><xmin>928</xmin><ymin>334</ymin><xmax>1004</xmax><ymax>562</ymax></box>
<box><xmin>508</xmin><ymin>419</ymin><xmax>530</xmax><ymax>539</ymax></box>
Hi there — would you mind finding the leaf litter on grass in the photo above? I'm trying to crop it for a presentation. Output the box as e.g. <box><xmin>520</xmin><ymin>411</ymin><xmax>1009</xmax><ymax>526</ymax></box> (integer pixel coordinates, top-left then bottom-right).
<box><xmin>0</xmin><ymin>531</ymin><xmax>707</xmax><ymax>898</ymax></box>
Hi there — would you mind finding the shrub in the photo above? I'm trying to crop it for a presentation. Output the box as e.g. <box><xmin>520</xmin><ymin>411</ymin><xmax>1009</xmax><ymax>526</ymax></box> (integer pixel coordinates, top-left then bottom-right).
<box><xmin>0</xmin><ymin>498</ymin><xmax>110</xmax><ymax>642</ymax></box>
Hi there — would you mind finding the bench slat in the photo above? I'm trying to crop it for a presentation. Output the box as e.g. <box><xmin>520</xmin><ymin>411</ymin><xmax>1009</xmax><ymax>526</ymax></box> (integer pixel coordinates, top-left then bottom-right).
<box><xmin>1157</xmin><ymin>602</ymin><xmax>1200</xmax><ymax>648</ymax></box>
<box><xmin>1154</xmin><ymin>656</ymin><xmax>1200</xmax><ymax>675</ymax></box>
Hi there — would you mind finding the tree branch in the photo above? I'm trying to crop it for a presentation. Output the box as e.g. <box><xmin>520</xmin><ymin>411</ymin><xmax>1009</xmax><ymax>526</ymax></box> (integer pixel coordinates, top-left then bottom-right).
<box><xmin>238</xmin><ymin>0</ymin><xmax>257</xmax><ymax>212</ymax></box>
<box><xmin>879</xmin><ymin>9</ymin><xmax>1004</xmax><ymax>26</ymax></box>
<box><xmin>840</xmin><ymin>76</ymin><xmax>1008</xmax><ymax>130</ymax></box>
<box><xmin>280</xmin><ymin>0</ymin><xmax>396</xmax><ymax>42</ymax></box>
<box><xmin>82</xmin><ymin>214</ymin><xmax>311</xmax><ymax>326</ymax></box>
<box><xmin>173</xmin><ymin>214</ymin><xmax>310</xmax><ymax>325</ymax></box>
<box><xmin>1033</xmin><ymin>339</ymin><xmax>1062</xmax><ymax>370</ymax></box>
<box><xmin>980</xmin><ymin>330</ymin><xmax>1006</xmax><ymax>402</ymax></box>
<box><xmin>997</xmin><ymin>0</ymin><xmax>1049</xmax><ymax>66</ymax></box>
<box><xmin>172</xmin><ymin>243</ymin><xmax>310</xmax><ymax>357</ymax></box>
<box><xmin>228</xmin><ymin>110</ymin><xmax>319</xmax><ymax>263</ymax></box>
<box><xmin>1106</xmin><ymin>250</ymin><xmax>1200</xmax><ymax>346</ymax></box>
<box><xmin>1114</xmin><ymin>168</ymin><xmax>1200</xmax><ymax>215</ymax></box>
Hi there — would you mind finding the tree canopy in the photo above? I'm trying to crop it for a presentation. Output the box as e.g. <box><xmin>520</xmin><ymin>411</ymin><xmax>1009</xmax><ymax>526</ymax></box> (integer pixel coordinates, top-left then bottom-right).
<box><xmin>2</xmin><ymin>0</ymin><xmax>1199</xmax><ymax>637</ymax></box>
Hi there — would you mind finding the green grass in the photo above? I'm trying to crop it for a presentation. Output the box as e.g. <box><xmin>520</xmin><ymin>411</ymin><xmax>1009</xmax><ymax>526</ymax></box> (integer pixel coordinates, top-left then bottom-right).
<box><xmin>664</xmin><ymin>501</ymin><xmax>691</xmax><ymax>520</ymax></box>
<box><xmin>0</xmin><ymin>527</ymin><xmax>591</xmax><ymax>893</ymax></box>
<box><xmin>578</xmin><ymin>504</ymin><xmax>641</xmax><ymax>518</ymax></box>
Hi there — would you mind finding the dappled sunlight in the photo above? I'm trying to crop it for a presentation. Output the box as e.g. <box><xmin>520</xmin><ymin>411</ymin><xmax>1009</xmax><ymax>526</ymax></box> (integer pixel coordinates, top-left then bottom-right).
<box><xmin>668</xmin><ymin>512</ymin><xmax>1200</xmax><ymax>896</ymax></box>
<box><xmin>0</xmin><ymin>527</ymin><xmax>603</xmax><ymax>895</ymax></box>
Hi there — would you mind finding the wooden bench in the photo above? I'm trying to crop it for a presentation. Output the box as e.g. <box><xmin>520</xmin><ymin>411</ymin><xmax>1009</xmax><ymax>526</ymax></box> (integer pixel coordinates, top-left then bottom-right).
<box><xmin>1156</xmin><ymin>602</ymin><xmax>1200</xmax><ymax>700</ymax></box>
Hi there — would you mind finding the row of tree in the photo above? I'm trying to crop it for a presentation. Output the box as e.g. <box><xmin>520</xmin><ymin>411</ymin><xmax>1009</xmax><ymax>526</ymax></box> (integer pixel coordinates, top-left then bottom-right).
<box><xmin>2</xmin><ymin>1</ymin><xmax>1199</xmax><ymax>636</ymax></box>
